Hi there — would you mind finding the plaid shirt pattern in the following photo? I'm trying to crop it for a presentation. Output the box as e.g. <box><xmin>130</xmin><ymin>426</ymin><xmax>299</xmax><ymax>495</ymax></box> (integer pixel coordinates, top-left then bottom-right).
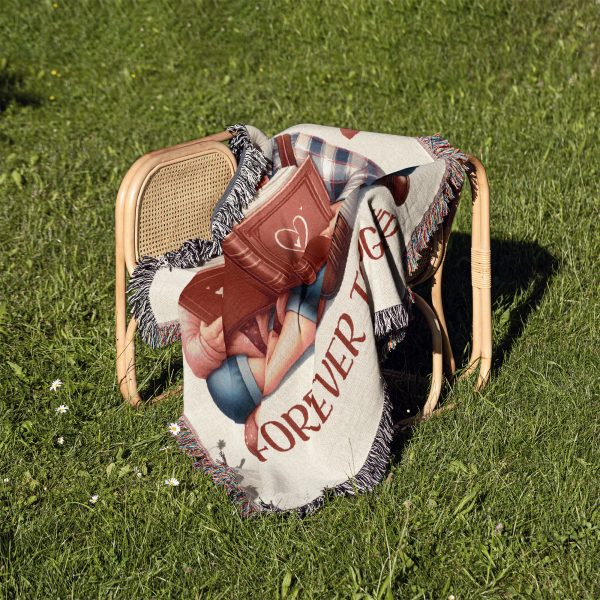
<box><xmin>271</xmin><ymin>133</ymin><xmax>385</xmax><ymax>202</ymax></box>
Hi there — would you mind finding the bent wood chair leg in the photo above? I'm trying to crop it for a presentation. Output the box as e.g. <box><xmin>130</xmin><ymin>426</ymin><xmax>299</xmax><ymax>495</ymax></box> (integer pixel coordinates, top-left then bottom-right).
<box><xmin>460</xmin><ymin>156</ymin><xmax>491</xmax><ymax>388</ymax></box>
<box><xmin>430</xmin><ymin>258</ymin><xmax>456</xmax><ymax>377</ymax></box>
<box><xmin>462</xmin><ymin>159</ymin><xmax>482</xmax><ymax>379</ymax></box>
<box><xmin>469</xmin><ymin>156</ymin><xmax>492</xmax><ymax>389</ymax></box>
<box><xmin>116</xmin><ymin>303</ymin><xmax>129</xmax><ymax>402</ymax></box>
<box><xmin>115</xmin><ymin>283</ymin><xmax>141</xmax><ymax>406</ymax></box>
<box><xmin>153</xmin><ymin>384</ymin><xmax>184</xmax><ymax>403</ymax></box>
<box><xmin>393</xmin><ymin>292</ymin><xmax>444</xmax><ymax>429</ymax></box>
<box><xmin>124</xmin><ymin>318</ymin><xmax>142</xmax><ymax>406</ymax></box>
<box><xmin>413</xmin><ymin>293</ymin><xmax>443</xmax><ymax>417</ymax></box>
<box><xmin>116</xmin><ymin>194</ymin><xmax>141</xmax><ymax>406</ymax></box>
<box><xmin>413</xmin><ymin>189</ymin><xmax>459</xmax><ymax>380</ymax></box>
<box><xmin>116</xmin><ymin>215</ymin><xmax>133</xmax><ymax>404</ymax></box>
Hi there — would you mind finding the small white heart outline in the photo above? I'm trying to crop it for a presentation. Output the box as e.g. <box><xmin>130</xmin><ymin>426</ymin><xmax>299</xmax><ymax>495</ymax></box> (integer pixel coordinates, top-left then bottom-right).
<box><xmin>274</xmin><ymin>215</ymin><xmax>309</xmax><ymax>253</ymax></box>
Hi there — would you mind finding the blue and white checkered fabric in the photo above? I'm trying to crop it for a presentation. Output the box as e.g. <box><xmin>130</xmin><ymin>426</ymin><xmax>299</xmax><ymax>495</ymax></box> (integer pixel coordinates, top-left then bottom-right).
<box><xmin>271</xmin><ymin>133</ymin><xmax>385</xmax><ymax>202</ymax></box>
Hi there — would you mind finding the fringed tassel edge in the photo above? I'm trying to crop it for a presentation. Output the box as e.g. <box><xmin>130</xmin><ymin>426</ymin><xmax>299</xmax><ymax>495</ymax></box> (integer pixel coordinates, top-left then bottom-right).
<box><xmin>172</xmin><ymin>387</ymin><xmax>394</xmax><ymax>519</ymax></box>
<box><xmin>156</xmin><ymin>320</ymin><xmax>182</xmax><ymax>346</ymax></box>
<box><xmin>374</xmin><ymin>289</ymin><xmax>415</xmax><ymax>361</ymax></box>
<box><xmin>127</xmin><ymin>124</ymin><xmax>269</xmax><ymax>348</ymax></box>
<box><xmin>374</xmin><ymin>294</ymin><xmax>412</xmax><ymax>341</ymax></box>
<box><xmin>406</xmin><ymin>135</ymin><xmax>467</xmax><ymax>277</ymax></box>
<box><xmin>284</xmin><ymin>388</ymin><xmax>395</xmax><ymax>518</ymax></box>
<box><xmin>126</xmin><ymin>255</ymin><xmax>164</xmax><ymax>348</ymax></box>
<box><xmin>173</xmin><ymin>389</ymin><xmax>396</xmax><ymax>519</ymax></box>
<box><xmin>174</xmin><ymin>415</ymin><xmax>262</xmax><ymax>518</ymax></box>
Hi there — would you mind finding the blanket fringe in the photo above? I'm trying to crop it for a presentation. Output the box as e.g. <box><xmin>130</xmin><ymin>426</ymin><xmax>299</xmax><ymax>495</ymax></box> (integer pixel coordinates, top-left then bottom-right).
<box><xmin>155</xmin><ymin>320</ymin><xmax>182</xmax><ymax>346</ymax></box>
<box><xmin>290</xmin><ymin>387</ymin><xmax>395</xmax><ymax>518</ymax></box>
<box><xmin>127</xmin><ymin>124</ymin><xmax>268</xmax><ymax>348</ymax></box>
<box><xmin>173</xmin><ymin>372</ymin><xmax>397</xmax><ymax>518</ymax></box>
<box><xmin>407</xmin><ymin>135</ymin><xmax>467</xmax><ymax>276</ymax></box>
<box><xmin>374</xmin><ymin>301</ymin><xmax>411</xmax><ymax>340</ymax></box>
<box><xmin>374</xmin><ymin>290</ymin><xmax>415</xmax><ymax>361</ymax></box>
<box><xmin>175</xmin><ymin>416</ymin><xmax>262</xmax><ymax>517</ymax></box>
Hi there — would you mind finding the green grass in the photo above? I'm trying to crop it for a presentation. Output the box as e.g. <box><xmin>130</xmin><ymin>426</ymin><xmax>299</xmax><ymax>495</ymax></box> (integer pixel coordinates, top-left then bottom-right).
<box><xmin>1</xmin><ymin>0</ymin><xmax>599</xmax><ymax>597</ymax></box>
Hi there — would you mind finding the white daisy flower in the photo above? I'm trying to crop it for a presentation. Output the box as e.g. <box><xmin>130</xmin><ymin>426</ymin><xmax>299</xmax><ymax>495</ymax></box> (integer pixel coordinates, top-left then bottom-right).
<box><xmin>50</xmin><ymin>379</ymin><xmax>63</xmax><ymax>392</ymax></box>
<box><xmin>164</xmin><ymin>477</ymin><xmax>180</xmax><ymax>487</ymax></box>
<box><xmin>167</xmin><ymin>422</ymin><xmax>181</xmax><ymax>436</ymax></box>
<box><xmin>2</xmin><ymin>478</ymin><xmax>9</xmax><ymax>483</ymax></box>
<box><xmin>89</xmin><ymin>494</ymin><xmax>99</xmax><ymax>504</ymax></box>
<box><xmin>57</xmin><ymin>436</ymin><xmax>64</xmax><ymax>445</ymax></box>
<box><xmin>55</xmin><ymin>404</ymin><xmax>69</xmax><ymax>414</ymax></box>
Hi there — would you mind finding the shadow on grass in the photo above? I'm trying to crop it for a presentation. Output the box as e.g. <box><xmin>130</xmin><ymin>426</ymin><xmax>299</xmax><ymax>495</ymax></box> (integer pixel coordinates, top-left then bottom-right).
<box><xmin>141</xmin><ymin>356</ymin><xmax>184</xmax><ymax>403</ymax></box>
<box><xmin>0</xmin><ymin>69</ymin><xmax>40</xmax><ymax>113</ymax></box>
<box><xmin>442</xmin><ymin>232</ymin><xmax>557</xmax><ymax>373</ymax></box>
<box><xmin>386</xmin><ymin>233</ymin><xmax>557</xmax><ymax>457</ymax></box>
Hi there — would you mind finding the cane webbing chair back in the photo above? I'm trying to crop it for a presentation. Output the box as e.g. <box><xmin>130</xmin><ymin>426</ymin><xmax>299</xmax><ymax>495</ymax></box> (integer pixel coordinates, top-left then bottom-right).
<box><xmin>115</xmin><ymin>133</ymin><xmax>237</xmax><ymax>405</ymax></box>
<box><xmin>136</xmin><ymin>152</ymin><xmax>234</xmax><ymax>260</ymax></box>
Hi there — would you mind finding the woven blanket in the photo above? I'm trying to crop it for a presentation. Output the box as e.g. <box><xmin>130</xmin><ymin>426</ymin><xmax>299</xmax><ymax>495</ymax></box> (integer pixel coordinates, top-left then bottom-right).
<box><xmin>127</xmin><ymin>124</ymin><xmax>466</xmax><ymax>515</ymax></box>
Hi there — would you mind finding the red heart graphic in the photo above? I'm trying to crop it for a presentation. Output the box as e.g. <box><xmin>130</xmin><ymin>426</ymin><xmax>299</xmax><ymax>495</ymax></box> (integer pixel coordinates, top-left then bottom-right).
<box><xmin>340</xmin><ymin>128</ymin><xmax>359</xmax><ymax>140</ymax></box>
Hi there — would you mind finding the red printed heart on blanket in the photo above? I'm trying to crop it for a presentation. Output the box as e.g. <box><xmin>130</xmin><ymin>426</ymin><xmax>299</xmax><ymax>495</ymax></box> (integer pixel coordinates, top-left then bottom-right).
<box><xmin>274</xmin><ymin>215</ymin><xmax>308</xmax><ymax>253</ymax></box>
<box><xmin>340</xmin><ymin>128</ymin><xmax>359</xmax><ymax>140</ymax></box>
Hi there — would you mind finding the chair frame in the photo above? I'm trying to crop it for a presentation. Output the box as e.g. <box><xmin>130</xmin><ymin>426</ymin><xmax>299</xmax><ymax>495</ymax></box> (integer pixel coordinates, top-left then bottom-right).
<box><xmin>115</xmin><ymin>131</ymin><xmax>491</xmax><ymax>417</ymax></box>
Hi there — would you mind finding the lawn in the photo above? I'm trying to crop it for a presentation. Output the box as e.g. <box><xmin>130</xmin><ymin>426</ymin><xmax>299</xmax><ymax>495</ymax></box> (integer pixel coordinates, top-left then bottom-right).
<box><xmin>0</xmin><ymin>0</ymin><xmax>598</xmax><ymax>598</ymax></box>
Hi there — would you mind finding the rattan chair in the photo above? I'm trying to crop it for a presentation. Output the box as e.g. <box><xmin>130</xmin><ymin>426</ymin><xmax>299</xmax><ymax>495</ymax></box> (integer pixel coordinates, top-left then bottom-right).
<box><xmin>115</xmin><ymin>130</ymin><xmax>491</xmax><ymax>419</ymax></box>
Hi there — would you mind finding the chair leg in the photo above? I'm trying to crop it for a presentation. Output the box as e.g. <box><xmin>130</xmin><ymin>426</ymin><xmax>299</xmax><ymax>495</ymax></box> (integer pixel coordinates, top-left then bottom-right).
<box><xmin>461</xmin><ymin>160</ymin><xmax>482</xmax><ymax>379</ymax></box>
<box><xmin>470</xmin><ymin>156</ymin><xmax>492</xmax><ymax>389</ymax></box>
<box><xmin>124</xmin><ymin>318</ymin><xmax>142</xmax><ymax>406</ymax></box>
<box><xmin>116</xmin><ymin>198</ymin><xmax>142</xmax><ymax>406</ymax></box>
<box><xmin>412</xmin><ymin>292</ymin><xmax>443</xmax><ymax>417</ymax></box>
<box><xmin>463</xmin><ymin>156</ymin><xmax>492</xmax><ymax>389</ymax></box>
<box><xmin>430</xmin><ymin>259</ymin><xmax>456</xmax><ymax>377</ymax></box>
<box><xmin>116</xmin><ymin>305</ymin><xmax>129</xmax><ymax>402</ymax></box>
<box><xmin>116</xmin><ymin>280</ymin><xmax>142</xmax><ymax>405</ymax></box>
<box><xmin>116</xmin><ymin>226</ymin><xmax>132</xmax><ymax>403</ymax></box>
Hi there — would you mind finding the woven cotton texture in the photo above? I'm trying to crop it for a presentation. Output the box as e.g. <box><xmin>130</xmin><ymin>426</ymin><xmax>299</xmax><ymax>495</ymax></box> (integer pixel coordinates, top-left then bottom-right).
<box><xmin>128</xmin><ymin>123</ymin><xmax>465</xmax><ymax>516</ymax></box>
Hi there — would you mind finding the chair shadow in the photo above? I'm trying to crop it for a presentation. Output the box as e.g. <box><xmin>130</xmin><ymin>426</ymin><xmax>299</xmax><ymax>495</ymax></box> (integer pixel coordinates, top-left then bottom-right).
<box><xmin>386</xmin><ymin>233</ymin><xmax>557</xmax><ymax>458</ymax></box>
<box><xmin>442</xmin><ymin>232</ymin><xmax>557</xmax><ymax>373</ymax></box>
<box><xmin>140</xmin><ymin>355</ymin><xmax>184</xmax><ymax>403</ymax></box>
<box><xmin>0</xmin><ymin>69</ymin><xmax>40</xmax><ymax>113</ymax></box>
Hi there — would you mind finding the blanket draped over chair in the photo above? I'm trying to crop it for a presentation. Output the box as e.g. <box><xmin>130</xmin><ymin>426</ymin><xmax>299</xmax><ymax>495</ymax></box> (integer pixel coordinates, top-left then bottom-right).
<box><xmin>127</xmin><ymin>124</ymin><xmax>466</xmax><ymax>516</ymax></box>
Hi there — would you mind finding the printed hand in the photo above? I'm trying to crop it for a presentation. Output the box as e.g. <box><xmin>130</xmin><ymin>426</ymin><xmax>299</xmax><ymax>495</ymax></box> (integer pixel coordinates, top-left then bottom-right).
<box><xmin>180</xmin><ymin>307</ymin><xmax>226</xmax><ymax>379</ymax></box>
<box><xmin>322</xmin><ymin>201</ymin><xmax>344</xmax><ymax>237</ymax></box>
